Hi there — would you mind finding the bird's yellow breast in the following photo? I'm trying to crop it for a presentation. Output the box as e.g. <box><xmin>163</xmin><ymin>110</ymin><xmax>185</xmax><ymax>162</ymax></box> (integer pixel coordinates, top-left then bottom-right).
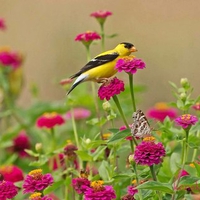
<box><xmin>83</xmin><ymin>59</ymin><xmax>118</xmax><ymax>80</ymax></box>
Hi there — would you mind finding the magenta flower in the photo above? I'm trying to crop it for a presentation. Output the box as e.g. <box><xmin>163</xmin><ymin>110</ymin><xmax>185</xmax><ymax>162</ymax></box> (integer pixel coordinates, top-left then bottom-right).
<box><xmin>29</xmin><ymin>192</ymin><xmax>53</xmax><ymax>200</ymax></box>
<box><xmin>66</xmin><ymin>108</ymin><xmax>91</xmax><ymax>120</ymax></box>
<box><xmin>0</xmin><ymin>180</ymin><xmax>18</xmax><ymax>200</ymax></box>
<box><xmin>147</xmin><ymin>102</ymin><xmax>177</xmax><ymax>122</ymax></box>
<box><xmin>192</xmin><ymin>103</ymin><xmax>200</xmax><ymax>111</ymax></box>
<box><xmin>36</xmin><ymin>112</ymin><xmax>65</xmax><ymax>129</ymax></box>
<box><xmin>121</xmin><ymin>194</ymin><xmax>135</xmax><ymax>200</ymax></box>
<box><xmin>175</xmin><ymin>114</ymin><xmax>198</xmax><ymax>129</ymax></box>
<box><xmin>83</xmin><ymin>181</ymin><xmax>116</xmax><ymax>200</ymax></box>
<box><xmin>75</xmin><ymin>31</ymin><xmax>101</xmax><ymax>43</ymax></box>
<box><xmin>23</xmin><ymin>169</ymin><xmax>54</xmax><ymax>193</ymax></box>
<box><xmin>90</xmin><ymin>11</ymin><xmax>112</xmax><ymax>25</ymax></box>
<box><xmin>98</xmin><ymin>77</ymin><xmax>125</xmax><ymax>101</ymax></box>
<box><xmin>0</xmin><ymin>18</ymin><xmax>6</xmax><ymax>30</ymax></box>
<box><xmin>134</xmin><ymin>141</ymin><xmax>166</xmax><ymax>166</ymax></box>
<box><xmin>115</xmin><ymin>57</ymin><xmax>146</xmax><ymax>75</ymax></box>
<box><xmin>0</xmin><ymin>50</ymin><xmax>22</xmax><ymax>69</ymax></box>
<box><xmin>0</xmin><ymin>165</ymin><xmax>24</xmax><ymax>183</ymax></box>
<box><xmin>127</xmin><ymin>185</ymin><xmax>138</xmax><ymax>196</ymax></box>
<box><xmin>72</xmin><ymin>177</ymin><xmax>90</xmax><ymax>194</ymax></box>
<box><xmin>13</xmin><ymin>131</ymin><xmax>31</xmax><ymax>157</ymax></box>
<box><xmin>179</xmin><ymin>170</ymin><xmax>189</xmax><ymax>177</ymax></box>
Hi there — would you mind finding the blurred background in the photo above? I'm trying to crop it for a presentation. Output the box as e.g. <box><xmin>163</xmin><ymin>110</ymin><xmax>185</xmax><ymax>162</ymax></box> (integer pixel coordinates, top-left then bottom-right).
<box><xmin>1</xmin><ymin>0</ymin><xmax>200</xmax><ymax>110</ymax></box>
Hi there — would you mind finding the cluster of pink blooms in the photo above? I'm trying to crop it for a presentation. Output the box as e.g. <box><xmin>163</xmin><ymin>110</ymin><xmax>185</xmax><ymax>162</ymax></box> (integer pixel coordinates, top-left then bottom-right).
<box><xmin>115</xmin><ymin>57</ymin><xmax>146</xmax><ymax>75</ymax></box>
<box><xmin>134</xmin><ymin>137</ymin><xmax>166</xmax><ymax>166</ymax></box>
<box><xmin>0</xmin><ymin>165</ymin><xmax>24</xmax><ymax>183</ymax></box>
<box><xmin>36</xmin><ymin>112</ymin><xmax>65</xmax><ymax>129</ymax></box>
<box><xmin>0</xmin><ymin>18</ymin><xmax>6</xmax><ymax>30</ymax></box>
<box><xmin>22</xmin><ymin>169</ymin><xmax>54</xmax><ymax>194</ymax></box>
<box><xmin>72</xmin><ymin>177</ymin><xmax>116</xmax><ymax>200</ymax></box>
<box><xmin>0</xmin><ymin>180</ymin><xmax>18</xmax><ymax>200</ymax></box>
<box><xmin>75</xmin><ymin>31</ymin><xmax>101</xmax><ymax>43</ymax></box>
<box><xmin>147</xmin><ymin>102</ymin><xmax>177</xmax><ymax>122</ymax></box>
<box><xmin>98</xmin><ymin>77</ymin><xmax>125</xmax><ymax>101</ymax></box>
<box><xmin>175</xmin><ymin>114</ymin><xmax>198</xmax><ymax>129</ymax></box>
<box><xmin>0</xmin><ymin>48</ymin><xmax>22</xmax><ymax>69</ymax></box>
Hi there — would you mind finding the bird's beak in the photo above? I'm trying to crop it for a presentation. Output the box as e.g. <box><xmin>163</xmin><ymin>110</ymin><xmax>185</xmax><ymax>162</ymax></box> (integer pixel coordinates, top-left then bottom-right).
<box><xmin>130</xmin><ymin>46</ymin><xmax>137</xmax><ymax>52</ymax></box>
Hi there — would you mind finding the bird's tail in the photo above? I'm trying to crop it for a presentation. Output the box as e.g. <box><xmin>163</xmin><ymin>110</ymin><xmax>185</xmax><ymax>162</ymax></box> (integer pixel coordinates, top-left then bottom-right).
<box><xmin>66</xmin><ymin>74</ymin><xmax>87</xmax><ymax>95</ymax></box>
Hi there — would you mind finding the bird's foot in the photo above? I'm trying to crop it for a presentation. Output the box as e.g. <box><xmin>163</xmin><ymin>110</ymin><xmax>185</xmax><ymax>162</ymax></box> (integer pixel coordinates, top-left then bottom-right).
<box><xmin>96</xmin><ymin>77</ymin><xmax>113</xmax><ymax>86</ymax></box>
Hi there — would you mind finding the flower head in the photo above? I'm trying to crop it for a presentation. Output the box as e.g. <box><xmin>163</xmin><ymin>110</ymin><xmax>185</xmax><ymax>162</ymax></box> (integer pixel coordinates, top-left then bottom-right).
<box><xmin>36</xmin><ymin>112</ymin><xmax>65</xmax><ymax>129</ymax></box>
<box><xmin>0</xmin><ymin>165</ymin><xmax>24</xmax><ymax>183</ymax></box>
<box><xmin>66</xmin><ymin>108</ymin><xmax>91</xmax><ymax>120</ymax></box>
<box><xmin>147</xmin><ymin>102</ymin><xmax>177</xmax><ymax>122</ymax></box>
<box><xmin>192</xmin><ymin>103</ymin><xmax>200</xmax><ymax>111</ymax></box>
<box><xmin>0</xmin><ymin>180</ymin><xmax>18</xmax><ymax>199</ymax></box>
<box><xmin>23</xmin><ymin>169</ymin><xmax>54</xmax><ymax>193</ymax></box>
<box><xmin>90</xmin><ymin>10</ymin><xmax>112</xmax><ymax>25</ymax></box>
<box><xmin>0</xmin><ymin>48</ymin><xmax>22</xmax><ymax>69</ymax></box>
<box><xmin>84</xmin><ymin>180</ymin><xmax>116</xmax><ymax>200</ymax></box>
<box><xmin>127</xmin><ymin>185</ymin><xmax>138</xmax><ymax>196</ymax></box>
<box><xmin>64</xmin><ymin>143</ymin><xmax>78</xmax><ymax>160</ymax></box>
<box><xmin>98</xmin><ymin>77</ymin><xmax>125</xmax><ymax>101</ymax></box>
<box><xmin>0</xmin><ymin>18</ymin><xmax>6</xmax><ymax>30</ymax></box>
<box><xmin>175</xmin><ymin>114</ymin><xmax>198</xmax><ymax>129</ymax></box>
<box><xmin>72</xmin><ymin>177</ymin><xmax>90</xmax><ymax>194</ymax></box>
<box><xmin>75</xmin><ymin>31</ymin><xmax>101</xmax><ymax>47</ymax></box>
<box><xmin>115</xmin><ymin>57</ymin><xmax>146</xmax><ymax>75</ymax></box>
<box><xmin>29</xmin><ymin>192</ymin><xmax>53</xmax><ymax>200</ymax></box>
<box><xmin>134</xmin><ymin>140</ymin><xmax>166</xmax><ymax>166</ymax></box>
<box><xmin>13</xmin><ymin>131</ymin><xmax>31</xmax><ymax>157</ymax></box>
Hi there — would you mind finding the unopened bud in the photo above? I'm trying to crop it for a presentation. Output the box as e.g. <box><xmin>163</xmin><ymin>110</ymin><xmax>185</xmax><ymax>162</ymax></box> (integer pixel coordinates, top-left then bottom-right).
<box><xmin>102</xmin><ymin>101</ymin><xmax>111</xmax><ymax>112</ymax></box>
<box><xmin>35</xmin><ymin>143</ymin><xmax>42</xmax><ymax>152</ymax></box>
<box><xmin>85</xmin><ymin>138</ymin><xmax>91</xmax><ymax>144</ymax></box>
<box><xmin>180</xmin><ymin>78</ymin><xmax>189</xmax><ymax>88</ymax></box>
<box><xmin>128</xmin><ymin>154</ymin><xmax>135</xmax><ymax>164</ymax></box>
<box><xmin>180</xmin><ymin>92</ymin><xmax>187</xmax><ymax>100</ymax></box>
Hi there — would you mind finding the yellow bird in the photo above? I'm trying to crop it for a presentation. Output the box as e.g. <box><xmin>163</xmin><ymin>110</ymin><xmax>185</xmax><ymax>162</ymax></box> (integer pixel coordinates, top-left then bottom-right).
<box><xmin>67</xmin><ymin>42</ymin><xmax>137</xmax><ymax>95</ymax></box>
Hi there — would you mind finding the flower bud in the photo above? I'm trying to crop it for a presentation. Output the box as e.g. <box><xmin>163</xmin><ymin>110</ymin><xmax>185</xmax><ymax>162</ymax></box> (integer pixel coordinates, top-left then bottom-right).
<box><xmin>102</xmin><ymin>101</ymin><xmax>111</xmax><ymax>112</ymax></box>
<box><xmin>180</xmin><ymin>92</ymin><xmax>187</xmax><ymax>100</ymax></box>
<box><xmin>180</xmin><ymin>78</ymin><xmax>189</xmax><ymax>88</ymax></box>
<box><xmin>85</xmin><ymin>138</ymin><xmax>91</xmax><ymax>144</ymax></box>
<box><xmin>128</xmin><ymin>154</ymin><xmax>135</xmax><ymax>164</ymax></box>
<box><xmin>35</xmin><ymin>143</ymin><xmax>42</xmax><ymax>152</ymax></box>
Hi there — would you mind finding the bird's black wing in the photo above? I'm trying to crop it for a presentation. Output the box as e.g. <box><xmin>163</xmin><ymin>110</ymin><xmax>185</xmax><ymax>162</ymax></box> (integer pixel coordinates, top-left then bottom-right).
<box><xmin>70</xmin><ymin>52</ymin><xmax>119</xmax><ymax>79</ymax></box>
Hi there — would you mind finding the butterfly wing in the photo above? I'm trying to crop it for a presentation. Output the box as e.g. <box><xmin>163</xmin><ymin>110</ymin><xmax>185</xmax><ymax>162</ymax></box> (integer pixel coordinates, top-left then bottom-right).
<box><xmin>131</xmin><ymin>110</ymin><xmax>151</xmax><ymax>138</ymax></box>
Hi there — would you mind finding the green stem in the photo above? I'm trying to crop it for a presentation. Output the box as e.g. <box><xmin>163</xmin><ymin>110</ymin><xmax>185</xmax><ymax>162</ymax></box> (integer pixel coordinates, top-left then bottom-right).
<box><xmin>192</xmin><ymin>131</ymin><xmax>200</xmax><ymax>161</ymax></box>
<box><xmin>133</xmin><ymin>164</ymin><xmax>142</xmax><ymax>199</ymax></box>
<box><xmin>182</xmin><ymin>128</ymin><xmax>189</xmax><ymax>164</ymax></box>
<box><xmin>130</xmin><ymin>140</ymin><xmax>134</xmax><ymax>153</ymax></box>
<box><xmin>100</xmin><ymin>23</ymin><xmax>105</xmax><ymax>51</ymax></box>
<box><xmin>112</xmin><ymin>95</ymin><xmax>137</xmax><ymax>146</ymax></box>
<box><xmin>129</xmin><ymin>74</ymin><xmax>136</xmax><ymax>112</ymax></box>
<box><xmin>149</xmin><ymin>165</ymin><xmax>157</xmax><ymax>181</ymax></box>
<box><xmin>85</xmin><ymin>45</ymin><xmax>91</xmax><ymax>61</ymax></box>
<box><xmin>50</xmin><ymin>127</ymin><xmax>56</xmax><ymax>150</ymax></box>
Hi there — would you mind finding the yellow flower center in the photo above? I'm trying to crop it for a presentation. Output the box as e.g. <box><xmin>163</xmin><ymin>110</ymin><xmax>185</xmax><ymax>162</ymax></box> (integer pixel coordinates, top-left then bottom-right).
<box><xmin>90</xmin><ymin>180</ymin><xmax>104</xmax><ymax>192</ymax></box>
<box><xmin>0</xmin><ymin>165</ymin><xmax>13</xmax><ymax>173</ymax></box>
<box><xmin>189</xmin><ymin>163</ymin><xmax>195</xmax><ymax>168</ymax></box>
<box><xmin>123</xmin><ymin>55</ymin><xmax>135</xmax><ymax>61</ymax></box>
<box><xmin>181</xmin><ymin>114</ymin><xmax>191</xmax><ymax>121</ymax></box>
<box><xmin>0</xmin><ymin>46</ymin><xmax>11</xmax><ymax>53</ymax></box>
<box><xmin>29</xmin><ymin>192</ymin><xmax>42</xmax><ymax>200</ymax></box>
<box><xmin>102</xmin><ymin>133</ymin><xmax>111</xmax><ymax>140</ymax></box>
<box><xmin>143</xmin><ymin>136</ymin><xmax>155</xmax><ymax>142</ymax></box>
<box><xmin>154</xmin><ymin>102</ymin><xmax>169</xmax><ymax>110</ymax></box>
<box><xmin>29</xmin><ymin>169</ymin><xmax>43</xmax><ymax>180</ymax></box>
<box><xmin>43</xmin><ymin>112</ymin><xmax>57</xmax><ymax>118</ymax></box>
<box><xmin>132</xmin><ymin>179</ymin><xmax>137</xmax><ymax>185</ymax></box>
<box><xmin>80</xmin><ymin>170</ymin><xmax>89</xmax><ymax>179</ymax></box>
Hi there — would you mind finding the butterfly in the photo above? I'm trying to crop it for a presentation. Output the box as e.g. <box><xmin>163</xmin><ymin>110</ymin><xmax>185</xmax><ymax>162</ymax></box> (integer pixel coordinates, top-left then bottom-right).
<box><xmin>131</xmin><ymin>109</ymin><xmax>152</xmax><ymax>138</ymax></box>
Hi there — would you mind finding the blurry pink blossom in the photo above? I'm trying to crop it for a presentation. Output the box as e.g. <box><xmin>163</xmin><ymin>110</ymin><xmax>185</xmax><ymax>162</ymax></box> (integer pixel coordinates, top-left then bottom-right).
<box><xmin>0</xmin><ymin>18</ymin><xmax>6</xmax><ymax>30</ymax></box>
<box><xmin>66</xmin><ymin>108</ymin><xmax>91</xmax><ymax>120</ymax></box>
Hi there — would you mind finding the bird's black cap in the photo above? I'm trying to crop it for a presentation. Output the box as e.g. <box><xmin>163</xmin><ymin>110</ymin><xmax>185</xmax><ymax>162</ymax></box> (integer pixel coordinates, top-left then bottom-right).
<box><xmin>120</xmin><ymin>42</ymin><xmax>134</xmax><ymax>49</ymax></box>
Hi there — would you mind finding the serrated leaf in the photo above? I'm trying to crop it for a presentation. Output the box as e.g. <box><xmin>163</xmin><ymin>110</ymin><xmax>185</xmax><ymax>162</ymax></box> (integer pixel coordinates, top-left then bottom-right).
<box><xmin>136</xmin><ymin>181</ymin><xmax>174</xmax><ymax>194</ymax></box>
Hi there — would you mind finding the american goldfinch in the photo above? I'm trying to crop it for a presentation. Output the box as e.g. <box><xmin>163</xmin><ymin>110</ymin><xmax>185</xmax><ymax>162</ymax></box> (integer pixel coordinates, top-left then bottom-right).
<box><xmin>67</xmin><ymin>42</ymin><xmax>137</xmax><ymax>95</ymax></box>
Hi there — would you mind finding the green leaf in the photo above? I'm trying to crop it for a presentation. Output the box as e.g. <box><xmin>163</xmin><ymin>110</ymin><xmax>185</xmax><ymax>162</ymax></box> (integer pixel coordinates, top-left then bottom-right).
<box><xmin>43</xmin><ymin>180</ymin><xmax>65</xmax><ymax>195</ymax></box>
<box><xmin>76</xmin><ymin>150</ymin><xmax>92</xmax><ymax>161</ymax></box>
<box><xmin>178</xmin><ymin>175</ymin><xmax>200</xmax><ymax>186</ymax></box>
<box><xmin>108</xmin><ymin>129</ymin><xmax>131</xmax><ymax>143</ymax></box>
<box><xmin>86</xmin><ymin>117</ymin><xmax>107</xmax><ymax>126</ymax></box>
<box><xmin>25</xmin><ymin>149</ymin><xmax>40</xmax><ymax>157</ymax></box>
<box><xmin>170</xmin><ymin>152</ymin><xmax>181</xmax><ymax>173</ymax></box>
<box><xmin>169</xmin><ymin>81</ymin><xmax>178</xmax><ymax>90</ymax></box>
<box><xmin>98</xmin><ymin>160</ymin><xmax>113</xmax><ymax>181</ymax></box>
<box><xmin>194</xmin><ymin>162</ymin><xmax>200</xmax><ymax>177</ymax></box>
<box><xmin>136</xmin><ymin>181</ymin><xmax>174</xmax><ymax>194</ymax></box>
<box><xmin>92</xmin><ymin>145</ymin><xmax>107</xmax><ymax>161</ymax></box>
<box><xmin>106</xmin><ymin>33</ymin><xmax>118</xmax><ymax>38</ymax></box>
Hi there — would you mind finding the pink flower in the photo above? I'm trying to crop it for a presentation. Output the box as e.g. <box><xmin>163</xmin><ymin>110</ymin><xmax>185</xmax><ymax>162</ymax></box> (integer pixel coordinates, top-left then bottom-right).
<box><xmin>66</xmin><ymin>108</ymin><xmax>91</xmax><ymax>120</ymax></box>
<box><xmin>75</xmin><ymin>31</ymin><xmax>101</xmax><ymax>43</ymax></box>
<box><xmin>147</xmin><ymin>102</ymin><xmax>177</xmax><ymax>122</ymax></box>
<box><xmin>121</xmin><ymin>194</ymin><xmax>135</xmax><ymax>200</ymax></box>
<box><xmin>179</xmin><ymin>170</ymin><xmax>189</xmax><ymax>177</ymax></box>
<box><xmin>29</xmin><ymin>192</ymin><xmax>53</xmax><ymax>200</ymax></box>
<box><xmin>0</xmin><ymin>18</ymin><xmax>6</xmax><ymax>30</ymax></box>
<box><xmin>0</xmin><ymin>180</ymin><xmax>18</xmax><ymax>200</ymax></box>
<box><xmin>98</xmin><ymin>77</ymin><xmax>125</xmax><ymax>101</ymax></box>
<box><xmin>115</xmin><ymin>57</ymin><xmax>146</xmax><ymax>75</ymax></box>
<box><xmin>36</xmin><ymin>112</ymin><xmax>65</xmax><ymax>129</ymax></box>
<box><xmin>72</xmin><ymin>177</ymin><xmax>90</xmax><ymax>194</ymax></box>
<box><xmin>119</xmin><ymin>125</ymin><xmax>127</xmax><ymax>131</ymax></box>
<box><xmin>175</xmin><ymin>114</ymin><xmax>198</xmax><ymax>129</ymax></box>
<box><xmin>90</xmin><ymin>11</ymin><xmax>112</xmax><ymax>25</ymax></box>
<box><xmin>192</xmin><ymin>103</ymin><xmax>200</xmax><ymax>111</ymax></box>
<box><xmin>0</xmin><ymin>165</ymin><xmax>24</xmax><ymax>183</ymax></box>
<box><xmin>134</xmin><ymin>141</ymin><xmax>166</xmax><ymax>166</ymax></box>
<box><xmin>83</xmin><ymin>181</ymin><xmax>116</xmax><ymax>200</ymax></box>
<box><xmin>23</xmin><ymin>169</ymin><xmax>54</xmax><ymax>193</ymax></box>
<box><xmin>127</xmin><ymin>185</ymin><xmax>138</xmax><ymax>196</ymax></box>
<box><xmin>90</xmin><ymin>10</ymin><xmax>112</xmax><ymax>18</ymax></box>
<box><xmin>0</xmin><ymin>50</ymin><xmax>22</xmax><ymax>69</ymax></box>
<box><xmin>13</xmin><ymin>131</ymin><xmax>31</xmax><ymax>157</ymax></box>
